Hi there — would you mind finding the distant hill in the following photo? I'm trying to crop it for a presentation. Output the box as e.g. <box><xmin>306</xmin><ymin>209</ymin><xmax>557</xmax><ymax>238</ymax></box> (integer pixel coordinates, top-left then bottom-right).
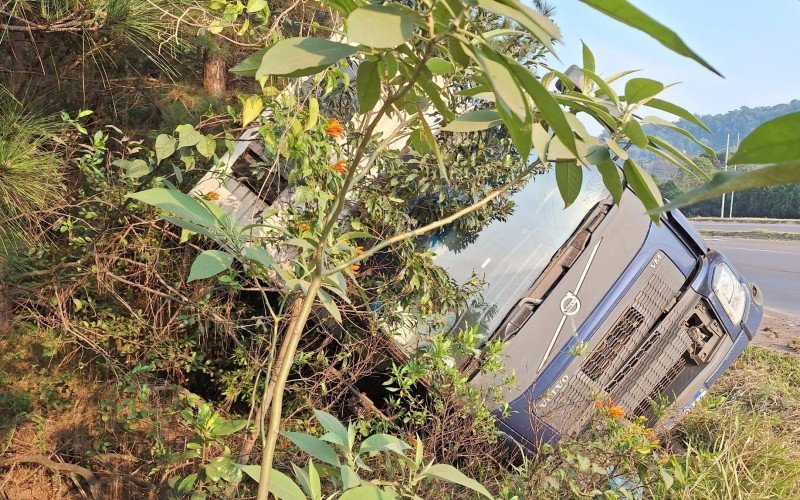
<box><xmin>648</xmin><ymin>100</ymin><xmax>800</xmax><ymax>154</ymax></box>
<box><xmin>632</xmin><ymin>100</ymin><xmax>800</xmax><ymax>179</ymax></box>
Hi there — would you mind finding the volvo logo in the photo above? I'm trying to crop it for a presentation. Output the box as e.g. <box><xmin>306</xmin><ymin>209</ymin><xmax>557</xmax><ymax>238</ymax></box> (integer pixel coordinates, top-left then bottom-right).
<box><xmin>537</xmin><ymin>238</ymin><xmax>604</xmax><ymax>374</ymax></box>
<box><xmin>559</xmin><ymin>291</ymin><xmax>581</xmax><ymax>316</ymax></box>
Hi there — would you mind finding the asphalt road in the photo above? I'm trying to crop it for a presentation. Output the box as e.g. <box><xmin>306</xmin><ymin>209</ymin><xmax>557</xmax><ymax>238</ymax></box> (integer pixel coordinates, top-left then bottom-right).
<box><xmin>705</xmin><ymin>238</ymin><xmax>800</xmax><ymax>316</ymax></box>
<box><xmin>693</xmin><ymin>221</ymin><xmax>800</xmax><ymax>233</ymax></box>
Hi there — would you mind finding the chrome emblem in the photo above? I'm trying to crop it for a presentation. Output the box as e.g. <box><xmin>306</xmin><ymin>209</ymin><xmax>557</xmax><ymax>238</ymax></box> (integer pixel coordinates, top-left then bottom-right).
<box><xmin>537</xmin><ymin>238</ymin><xmax>603</xmax><ymax>373</ymax></box>
<box><xmin>560</xmin><ymin>291</ymin><xmax>581</xmax><ymax>316</ymax></box>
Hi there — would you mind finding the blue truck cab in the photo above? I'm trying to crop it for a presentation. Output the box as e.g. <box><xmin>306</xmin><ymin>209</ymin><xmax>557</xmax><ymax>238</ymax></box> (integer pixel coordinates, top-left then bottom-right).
<box><xmin>198</xmin><ymin>75</ymin><xmax>763</xmax><ymax>450</ymax></box>
<box><xmin>429</xmin><ymin>164</ymin><xmax>763</xmax><ymax>448</ymax></box>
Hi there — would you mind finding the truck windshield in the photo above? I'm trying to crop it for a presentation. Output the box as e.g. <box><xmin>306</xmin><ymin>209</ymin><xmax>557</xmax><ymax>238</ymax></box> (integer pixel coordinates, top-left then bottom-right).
<box><xmin>431</xmin><ymin>166</ymin><xmax>608</xmax><ymax>338</ymax></box>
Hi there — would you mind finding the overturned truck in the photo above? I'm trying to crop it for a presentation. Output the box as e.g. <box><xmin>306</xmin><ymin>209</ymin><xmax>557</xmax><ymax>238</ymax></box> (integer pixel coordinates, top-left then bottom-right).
<box><xmin>193</xmin><ymin>89</ymin><xmax>763</xmax><ymax>452</ymax></box>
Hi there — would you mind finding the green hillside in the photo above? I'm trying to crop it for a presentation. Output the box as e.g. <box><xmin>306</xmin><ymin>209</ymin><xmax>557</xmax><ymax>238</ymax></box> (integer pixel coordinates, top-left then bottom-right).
<box><xmin>645</xmin><ymin>99</ymin><xmax>800</xmax><ymax>155</ymax></box>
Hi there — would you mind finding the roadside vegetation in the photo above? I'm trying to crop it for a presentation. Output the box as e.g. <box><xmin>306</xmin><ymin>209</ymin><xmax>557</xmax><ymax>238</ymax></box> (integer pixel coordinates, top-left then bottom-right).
<box><xmin>3</xmin><ymin>1</ymin><xmax>800</xmax><ymax>499</ymax></box>
<box><xmin>697</xmin><ymin>229</ymin><xmax>800</xmax><ymax>242</ymax></box>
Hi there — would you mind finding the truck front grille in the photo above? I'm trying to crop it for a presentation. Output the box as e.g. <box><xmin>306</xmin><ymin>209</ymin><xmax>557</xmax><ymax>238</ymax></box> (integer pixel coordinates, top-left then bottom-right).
<box><xmin>534</xmin><ymin>262</ymin><xmax>699</xmax><ymax>437</ymax></box>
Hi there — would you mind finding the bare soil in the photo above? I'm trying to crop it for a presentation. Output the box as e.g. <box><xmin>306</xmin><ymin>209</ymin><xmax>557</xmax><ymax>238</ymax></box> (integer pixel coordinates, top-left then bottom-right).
<box><xmin>754</xmin><ymin>308</ymin><xmax>800</xmax><ymax>358</ymax></box>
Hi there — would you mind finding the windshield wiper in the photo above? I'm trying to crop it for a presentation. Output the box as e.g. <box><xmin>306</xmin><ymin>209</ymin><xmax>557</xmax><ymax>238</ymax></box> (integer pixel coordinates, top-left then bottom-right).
<box><xmin>462</xmin><ymin>199</ymin><xmax>614</xmax><ymax>376</ymax></box>
<box><xmin>497</xmin><ymin>198</ymin><xmax>615</xmax><ymax>341</ymax></box>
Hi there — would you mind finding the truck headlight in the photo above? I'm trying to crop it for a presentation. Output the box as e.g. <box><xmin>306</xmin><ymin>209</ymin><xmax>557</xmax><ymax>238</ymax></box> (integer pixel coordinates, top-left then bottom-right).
<box><xmin>712</xmin><ymin>263</ymin><xmax>746</xmax><ymax>324</ymax></box>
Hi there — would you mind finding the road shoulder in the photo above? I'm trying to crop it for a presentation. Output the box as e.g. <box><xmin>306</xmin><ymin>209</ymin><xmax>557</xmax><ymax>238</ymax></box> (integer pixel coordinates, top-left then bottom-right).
<box><xmin>755</xmin><ymin>308</ymin><xmax>800</xmax><ymax>358</ymax></box>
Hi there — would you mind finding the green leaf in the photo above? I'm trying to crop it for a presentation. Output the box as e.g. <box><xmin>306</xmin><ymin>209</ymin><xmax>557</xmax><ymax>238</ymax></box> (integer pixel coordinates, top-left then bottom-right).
<box><xmin>230</xmin><ymin>48</ymin><xmax>268</xmax><ymax>77</ymax></box>
<box><xmin>624</xmin><ymin>78</ymin><xmax>664</xmax><ymax>104</ymax></box>
<box><xmin>582</xmin><ymin>41</ymin><xmax>595</xmax><ymax>73</ymax></box>
<box><xmin>339</xmin><ymin>486</ymin><xmax>396</xmax><ymax>500</ymax></box>
<box><xmin>127</xmin><ymin>188</ymin><xmax>217</xmax><ymax>229</ymax></box>
<box><xmin>473</xmin><ymin>46</ymin><xmax>527</xmax><ymax>122</ymax></box>
<box><xmin>647</xmin><ymin>135</ymin><xmax>702</xmax><ymax>176</ymax></box>
<box><xmin>581</xmin><ymin>68</ymin><xmax>619</xmax><ymax>107</ymax></box>
<box><xmin>155</xmin><ymin>134</ymin><xmax>177</xmax><ymax>164</ymax></box>
<box><xmin>505</xmin><ymin>59</ymin><xmax>578</xmax><ymax>159</ymax></box>
<box><xmin>210</xmin><ymin>419</ymin><xmax>248</xmax><ymax>437</ymax></box>
<box><xmin>495</xmin><ymin>100</ymin><xmax>531</xmax><ymax>159</ymax></box>
<box><xmin>659</xmin><ymin>162</ymin><xmax>800</xmax><ymax>211</ymax></box>
<box><xmin>728</xmin><ymin>112</ymin><xmax>800</xmax><ymax>165</ymax></box>
<box><xmin>426</xmin><ymin>57</ymin><xmax>453</xmax><ymax>75</ymax></box>
<box><xmin>642</xmin><ymin>98</ymin><xmax>710</xmax><ymax>133</ymax></box>
<box><xmin>442</xmin><ymin>109</ymin><xmax>502</xmax><ymax>132</ymax></box>
<box><xmin>623</xmin><ymin>158</ymin><xmax>662</xmax><ymax>221</ymax></box>
<box><xmin>114</xmin><ymin>159</ymin><xmax>151</xmax><ymax>179</ymax></box>
<box><xmin>586</xmin><ymin>144</ymin><xmax>610</xmax><ymax>166</ymax></box>
<box><xmin>176</xmin><ymin>124</ymin><xmax>203</xmax><ymax>149</ymax></box>
<box><xmin>293</xmin><ymin>461</ymin><xmax>321</xmax><ymax>500</ymax></box>
<box><xmin>420</xmin><ymin>464</ymin><xmax>493</xmax><ymax>499</ymax></box>
<box><xmin>340</xmin><ymin>465</ymin><xmax>361</xmax><ymax>490</ymax></box>
<box><xmin>579</xmin><ymin>0</ymin><xmax>721</xmax><ymax>76</ymax></box>
<box><xmin>242</xmin><ymin>246</ymin><xmax>275</xmax><ymax>268</ymax></box>
<box><xmin>660</xmin><ymin>467</ymin><xmax>675</xmax><ymax>490</ymax></box>
<box><xmin>188</xmin><ymin>250</ymin><xmax>234</xmax><ymax>283</ymax></box>
<box><xmin>314</xmin><ymin>410</ymin><xmax>349</xmax><ymax>449</ymax></box>
<box><xmin>236</xmin><ymin>465</ymin><xmax>307</xmax><ymax>500</ymax></box>
<box><xmin>555</xmin><ymin>161</ymin><xmax>582</xmax><ymax>208</ymax></box>
<box><xmin>305</xmin><ymin>97</ymin><xmax>319</xmax><ymax>131</ymax></box>
<box><xmin>359</xmin><ymin>433</ymin><xmax>411</xmax><ymax>456</ymax></box>
<box><xmin>162</xmin><ymin>216</ymin><xmax>215</xmax><ymax>239</ymax></box>
<box><xmin>475</xmin><ymin>0</ymin><xmax>559</xmax><ymax>52</ymax></box>
<box><xmin>642</xmin><ymin>116</ymin><xmax>715</xmax><ymax>157</ymax></box>
<box><xmin>246</xmin><ymin>0</ymin><xmax>268</xmax><ymax>13</ymax></box>
<box><xmin>356</xmin><ymin>61</ymin><xmax>381</xmax><ymax>113</ymax></box>
<box><xmin>281</xmin><ymin>431</ymin><xmax>340</xmax><ymax>467</ymax></box>
<box><xmin>196</xmin><ymin>135</ymin><xmax>217</xmax><ymax>158</ymax></box>
<box><xmin>176</xmin><ymin>473</ymin><xmax>198</xmax><ymax>495</ymax></box>
<box><xmin>256</xmin><ymin>38</ymin><xmax>357</xmax><ymax>78</ymax></box>
<box><xmin>242</xmin><ymin>95</ymin><xmax>264</xmax><ymax>126</ymax></box>
<box><xmin>317</xmin><ymin>288</ymin><xmax>342</xmax><ymax>324</ymax></box>
<box><xmin>416</xmin><ymin>67</ymin><xmax>456</xmax><ymax>122</ymax></box>
<box><xmin>597</xmin><ymin>159</ymin><xmax>623</xmax><ymax>205</ymax></box>
<box><xmin>204</xmin><ymin>456</ymin><xmax>243</xmax><ymax>483</ymax></box>
<box><xmin>448</xmin><ymin>38</ymin><xmax>471</xmax><ymax>68</ymax></box>
<box><xmin>347</xmin><ymin>4</ymin><xmax>416</xmax><ymax>48</ymax></box>
<box><xmin>623</xmin><ymin>120</ymin><xmax>648</xmax><ymax>147</ymax></box>
<box><xmin>327</xmin><ymin>0</ymin><xmax>359</xmax><ymax>16</ymax></box>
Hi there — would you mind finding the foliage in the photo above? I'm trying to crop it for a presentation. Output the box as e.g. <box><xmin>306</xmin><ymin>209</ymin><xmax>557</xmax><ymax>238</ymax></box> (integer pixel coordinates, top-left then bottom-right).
<box><xmin>4</xmin><ymin>0</ymin><xmax>800</xmax><ymax>498</ymax></box>
<box><xmin>0</xmin><ymin>95</ymin><xmax>65</xmax><ymax>255</ymax></box>
<box><xmin>238</xmin><ymin>409</ymin><xmax>493</xmax><ymax>499</ymax></box>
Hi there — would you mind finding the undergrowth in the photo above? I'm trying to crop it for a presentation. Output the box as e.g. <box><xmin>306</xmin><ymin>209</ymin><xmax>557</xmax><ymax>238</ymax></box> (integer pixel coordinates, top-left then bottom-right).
<box><xmin>3</xmin><ymin>314</ymin><xmax>799</xmax><ymax>499</ymax></box>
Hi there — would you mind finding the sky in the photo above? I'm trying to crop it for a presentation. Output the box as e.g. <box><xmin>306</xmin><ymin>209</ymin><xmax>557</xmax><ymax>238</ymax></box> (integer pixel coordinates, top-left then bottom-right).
<box><xmin>545</xmin><ymin>1</ymin><xmax>800</xmax><ymax>118</ymax></box>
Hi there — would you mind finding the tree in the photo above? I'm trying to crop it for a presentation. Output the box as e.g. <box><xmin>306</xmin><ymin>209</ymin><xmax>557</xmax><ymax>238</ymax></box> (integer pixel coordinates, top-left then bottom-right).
<box><xmin>128</xmin><ymin>1</ymin><xmax>740</xmax><ymax>496</ymax></box>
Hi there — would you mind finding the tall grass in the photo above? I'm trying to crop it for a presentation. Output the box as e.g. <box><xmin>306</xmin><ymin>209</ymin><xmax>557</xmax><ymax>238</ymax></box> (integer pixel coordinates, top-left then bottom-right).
<box><xmin>667</xmin><ymin>346</ymin><xmax>800</xmax><ymax>498</ymax></box>
<box><xmin>0</xmin><ymin>93</ymin><xmax>64</xmax><ymax>259</ymax></box>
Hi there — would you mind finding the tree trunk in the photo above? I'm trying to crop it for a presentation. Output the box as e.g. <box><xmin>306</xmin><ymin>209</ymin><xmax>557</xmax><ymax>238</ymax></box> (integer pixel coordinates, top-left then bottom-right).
<box><xmin>203</xmin><ymin>50</ymin><xmax>227</xmax><ymax>98</ymax></box>
<box><xmin>0</xmin><ymin>283</ymin><xmax>12</xmax><ymax>335</ymax></box>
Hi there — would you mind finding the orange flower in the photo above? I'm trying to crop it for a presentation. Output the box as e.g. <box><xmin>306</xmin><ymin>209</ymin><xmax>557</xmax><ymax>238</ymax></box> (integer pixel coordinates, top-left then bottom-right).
<box><xmin>595</xmin><ymin>398</ymin><xmax>625</xmax><ymax>419</ymax></box>
<box><xmin>204</xmin><ymin>191</ymin><xmax>220</xmax><ymax>201</ymax></box>
<box><xmin>608</xmin><ymin>405</ymin><xmax>625</xmax><ymax>419</ymax></box>
<box><xmin>332</xmin><ymin>159</ymin><xmax>348</xmax><ymax>174</ymax></box>
<box><xmin>354</xmin><ymin>245</ymin><xmax>364</xmax><ymax>255</ymax></box>
<box><xmin>298</xmin><ymin>223</ymin><xmax>310</xmax><ymax>232</ymax></box>
<box><xmin>326</xmin><ymin>118</ymin><xmax>345</xmax><ymax>138</ymax></box>
<box><xmin>349</xmin><ymin>264</ymin><xmax>360</xmax><ymax>273</ymax></box>
<box><xmin>650</xmin><ymin>438</ymin><xmax>661</xmax><ymax>447</ymax></box>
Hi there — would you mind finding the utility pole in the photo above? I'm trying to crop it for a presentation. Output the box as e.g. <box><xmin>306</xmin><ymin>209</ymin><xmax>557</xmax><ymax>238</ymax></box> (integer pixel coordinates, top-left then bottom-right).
<box><xmin>721</xmin><ymin>134</ymin><xmax>730</xmax><ymax>218</ymax></box>
<box><xmin>728</xmin><ymin>133</ymin><xmax>739</xmax><ymax>218</ymax></box>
